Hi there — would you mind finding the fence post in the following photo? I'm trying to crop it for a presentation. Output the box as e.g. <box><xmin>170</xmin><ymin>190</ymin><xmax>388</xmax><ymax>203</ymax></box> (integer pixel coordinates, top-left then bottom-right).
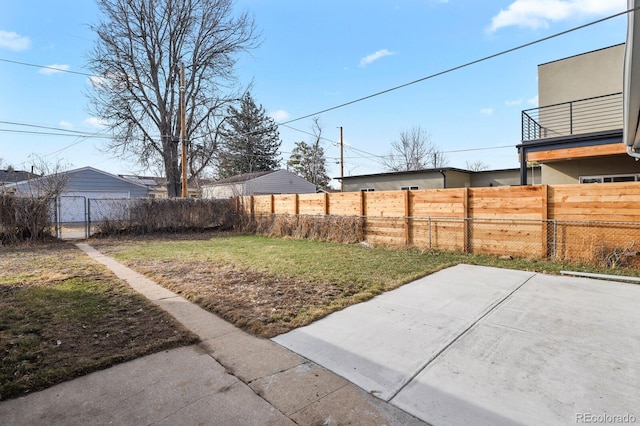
<box><xmin>404</xmin><ymin>189</ymin><xmax>411</xmax><ymax>246</ymax></box>
<box><xmin>294</xmin><ymin>194</ymin><xmax>299</xmax><ymax>215</ymax></box>
<box><xmin>270</xmin><ymin>194</ymin><xmax>275</xmax><ymax>214</ymax></box>
<box><xmin>463</xmin><ymin>188</ymin><xmax>470</xmax><ymax>253</ymax></box>
<box><xmin>324</xmin><ymin>192</ymin><xmax>329</xmax><ymax>215</ymax></box>
<box><xmin>541</xmin><ymin>185</ymin><xmax>548</xmax><ymax>258</ymax></box>
<box><xmin>428</xmin><ymin>217</ymin><xmax>432</xmax><ymax>249</ymax></box>
<box><xmin>86</xmin><ymin>198</ymin><xmax>91</xmax><ymax>239</ymax></box>
<box><xmin>553</xmin><ymin>219</ymin><xmax>558</xmax><ymax>259</ymax></box>
<box><xmin>360</xmin><ymin>190</ymin><xmax>366</xmax><ymax>242</ymax></box>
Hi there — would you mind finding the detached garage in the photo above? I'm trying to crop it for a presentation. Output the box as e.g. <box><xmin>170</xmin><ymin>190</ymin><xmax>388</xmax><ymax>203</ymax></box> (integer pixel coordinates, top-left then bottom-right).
<box><xmin>202</xmin><ymin>170</ymin><xmax>317</xmax><ymax>199</ymax></box>
<box><xmin>7</xmin><ymin>166</ymin><xmax>149</xmax><ymax>223</ymax></box>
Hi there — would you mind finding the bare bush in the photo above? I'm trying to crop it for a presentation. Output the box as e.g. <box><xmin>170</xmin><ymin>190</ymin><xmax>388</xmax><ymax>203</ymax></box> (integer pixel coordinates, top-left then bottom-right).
<box><xmin>92</xmin><ymin>198</ymin><xmax>238</xmax><ymax>236</ymax></box>
<box><xmin>0</xmin><ymin>195</ymin><xmax>53</xmax><ymax>244</ymax></box>
<box><xmin>245</xmin><ymin>214</ymin><xmax>363</xmax><ymax>244</ymax></box>
<box><xmin>594</xmin><ymin>241</ymin><xmax>637</xmax><ymax>268</ymax></box>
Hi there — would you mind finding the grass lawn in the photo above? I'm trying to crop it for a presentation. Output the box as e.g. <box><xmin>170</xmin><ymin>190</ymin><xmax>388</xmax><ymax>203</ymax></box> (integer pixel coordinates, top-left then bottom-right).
<box><xmin>0</xmin><ymin>242</ymin><xmax>198</xmax><ymax>401</ymax></box>
<box><xmin>90</xmin><ymin>233</ymin><xmax>639</xmax><ymax>338</ymax></box>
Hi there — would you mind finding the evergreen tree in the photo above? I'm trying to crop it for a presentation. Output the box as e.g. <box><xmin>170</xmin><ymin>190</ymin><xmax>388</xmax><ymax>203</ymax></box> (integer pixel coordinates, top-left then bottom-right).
<box><xmin>286</xmin><ymin>118</ymin><xmax>330</xmax><ymax>189</ymax></box>
<box><xmin>287</xmin><ymin>141</ymin><xmax>330</xmax><ymax>189</ymax></box>
<box><xmin>216</xmin><ymin>93</ymin><xmax>281</xmax><ymax>178</ymax></box>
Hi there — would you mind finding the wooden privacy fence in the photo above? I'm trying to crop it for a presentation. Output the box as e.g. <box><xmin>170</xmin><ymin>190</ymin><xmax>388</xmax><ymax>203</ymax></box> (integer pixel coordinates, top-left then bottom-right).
<box><xmin>240</xmin><ymin>182</ymin><xmax>640</xmax><ymax>263</ymax></box>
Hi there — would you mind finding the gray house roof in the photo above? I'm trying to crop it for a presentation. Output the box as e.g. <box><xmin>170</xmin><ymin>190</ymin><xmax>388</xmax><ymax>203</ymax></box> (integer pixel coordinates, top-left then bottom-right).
<box><xmin>4</xmin><ymin>166</ymin><xmax>149</xmax><ymax>198</ymax></box>
<box><xmin>203</xmin><ymin>169</ymin><xmax>316</xmax><ymax>198</ymax></box>
<box><xmin>0</xmin><ymin>169</ymin><xmax>38</xmax><ymax>184</ymax></box>
<box><xmin>213</xmin><ymin>171</ymin><xmax>276</xmax><ymax>185</ymax></box>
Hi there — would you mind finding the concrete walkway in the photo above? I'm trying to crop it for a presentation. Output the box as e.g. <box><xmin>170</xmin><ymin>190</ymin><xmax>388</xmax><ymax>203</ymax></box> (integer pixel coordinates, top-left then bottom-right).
<box><xmin>275</xmin><ymin>264</ymin><xmax>640</xmax><ymax>425</ymax></box>
<box><xmin>0</xmin><ymin>243</ymin><xmax>424</xmax><ymax>426</ymax></box>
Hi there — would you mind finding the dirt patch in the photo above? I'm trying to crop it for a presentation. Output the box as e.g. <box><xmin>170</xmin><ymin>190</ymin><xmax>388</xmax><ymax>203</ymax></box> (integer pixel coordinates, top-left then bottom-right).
<box><xmin>120</xmin><ymin>259</ymin><xmax>357</xmax><ymax>337</ymax></box>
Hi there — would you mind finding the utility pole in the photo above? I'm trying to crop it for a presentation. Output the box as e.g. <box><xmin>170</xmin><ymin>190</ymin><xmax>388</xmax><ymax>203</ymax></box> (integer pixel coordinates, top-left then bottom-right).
<box><xmin>180</xmin><ymin>62</ymin><xmax>188</xmax><ymax>198</ymax></box>
<box><xmin>339</xmin><ymin>126</ymin><xmax>344</xmax><ymax>192</ymax></box>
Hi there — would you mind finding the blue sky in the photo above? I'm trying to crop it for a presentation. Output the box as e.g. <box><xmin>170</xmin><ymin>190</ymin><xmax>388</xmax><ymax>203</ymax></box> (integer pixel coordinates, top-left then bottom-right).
<box><xmin>0</xmin><ymin>0</ymin><xmax>628</xmax><ymax>184</ymax></box>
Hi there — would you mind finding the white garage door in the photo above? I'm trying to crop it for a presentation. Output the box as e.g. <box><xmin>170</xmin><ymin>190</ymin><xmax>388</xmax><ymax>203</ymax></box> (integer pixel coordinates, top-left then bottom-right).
<box><xmin>57</xmin><ymin>191</ymin><xmax>130</xmax><ymax>223</ymax></box>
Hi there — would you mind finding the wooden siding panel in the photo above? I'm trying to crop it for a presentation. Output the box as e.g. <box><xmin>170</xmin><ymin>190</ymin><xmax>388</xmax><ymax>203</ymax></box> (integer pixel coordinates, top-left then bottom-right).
<box><xmin>527</xmin><ymin>143</ymin><xmax>626</xmax><ymax>162</ymax></box>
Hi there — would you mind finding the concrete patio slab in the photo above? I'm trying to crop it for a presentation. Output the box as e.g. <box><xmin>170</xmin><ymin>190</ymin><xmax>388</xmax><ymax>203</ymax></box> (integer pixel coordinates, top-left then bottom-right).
<box><xmin>274</xmin><ymin>264</ymin><xmax>536</xmax><ymax>401</ymax></box>
<box><xmin>274</xmin><ymin>264</ymin><xmax>640</xmax><ymax>425</ymax></box>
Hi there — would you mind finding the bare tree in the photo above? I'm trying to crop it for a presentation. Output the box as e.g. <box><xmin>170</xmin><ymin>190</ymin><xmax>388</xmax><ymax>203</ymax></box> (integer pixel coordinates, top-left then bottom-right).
<box><xmin>87</xmin><ymin>0</ymin><xmax>259</xmax><ymax>197</ymax></box>
<box><xmin>382</xmin><ymin>126</ymin><xmax>447</xmax><ymax>171</ymax></box>
<box><xmin>465</xmin><ymin>160</ymin><xmax>489</xmax><ymax>172</ymax></box>
<box><xmin>22</xmin><ymin>155</ymin><xmax>70</xmax><ymax>200</ymax></box>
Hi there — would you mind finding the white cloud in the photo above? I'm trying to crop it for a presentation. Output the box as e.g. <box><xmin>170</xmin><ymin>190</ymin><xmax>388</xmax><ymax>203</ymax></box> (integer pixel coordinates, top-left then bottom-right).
<box><xmin>83</xmin><ymin>117</ymin><xmax>106</xmax><ymax>128</ymax></box>
<box><xmin>0</xmin><ymin>30</ymin><xmax>30</xmax><ymax>51</ymax></box>
<box><xmin>480</xmin><ymin>107</ymin><xmax>494</xmax><ymax>116</ymax></box>
<box><xmin>38</xmin><ymin>64</ymin><xmax>70</xmax><ymax>75</ymax></box>
<box><xmin>359</xmin><ymin>49</ymin><xmax>396</xmax><ymax>67</ymax></box>
<box><xmin>269</xmin><ymin>110</ymin><xmax>290</xmax><ymax>121</ymax></box>
<box><xmin>505</xmin><ymin>99</ymin><xmax>523</xmax><ymax>106</ymax></box>
<box><xmin>59</xmin><ymin>121</ymin><xmax>74</xmax><ymax>130</ymax></box>
<box><xmin>488</xmin><ymin>0</ymin><xmax>626</xmax><ymax>32</ymax></box>
<box><xmin>527</xmin><ymin>95</ymin><xmax>539</xmax><ymax>105</ymax></box>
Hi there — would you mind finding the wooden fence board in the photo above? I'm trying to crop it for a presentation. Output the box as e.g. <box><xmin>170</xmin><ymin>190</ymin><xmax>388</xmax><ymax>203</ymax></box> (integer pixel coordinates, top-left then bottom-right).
<box><xmin>298</xmin><ymin>193</ymin><xmax>326</xmax><ymax>215</ymax></box>
<box><xmin>240</xmin><ymin>182</ymin><xmax>640</xmax><ymax>262</ymax></box>
<box><xmin>327</xmin><ymin>192</ymin><xmax>361</xmax><ymax>216</ymax></box>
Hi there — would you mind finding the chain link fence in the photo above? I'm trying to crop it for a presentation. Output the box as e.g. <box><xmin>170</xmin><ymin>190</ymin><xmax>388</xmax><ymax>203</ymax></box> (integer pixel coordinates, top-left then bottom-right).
<box><xmin>254</xmin><ymin>214</ymin><xmax>640</xmax><ymax>267</ymax></box>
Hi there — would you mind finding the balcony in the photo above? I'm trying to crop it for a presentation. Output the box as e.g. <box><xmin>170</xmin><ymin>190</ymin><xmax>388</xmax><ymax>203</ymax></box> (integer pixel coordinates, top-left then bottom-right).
<box><xmin>522</xmin><ymin>92</ymin><xmax>622</xmax><ymax>142</ymax></box>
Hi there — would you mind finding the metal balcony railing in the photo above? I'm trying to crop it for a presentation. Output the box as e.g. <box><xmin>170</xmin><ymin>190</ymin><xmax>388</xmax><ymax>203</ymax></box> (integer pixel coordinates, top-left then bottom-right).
<box><xmin>522</xmin><ymin>92</ymin><xmax>622</xmax><ymax>142</ymax></box>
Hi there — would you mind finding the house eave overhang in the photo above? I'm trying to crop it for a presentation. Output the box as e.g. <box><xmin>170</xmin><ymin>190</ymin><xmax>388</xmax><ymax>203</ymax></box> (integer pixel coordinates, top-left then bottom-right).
<box><xmin>517</xmin><ymin>129</ymin><xmax>623</xmax><ymax>152</ymax></box>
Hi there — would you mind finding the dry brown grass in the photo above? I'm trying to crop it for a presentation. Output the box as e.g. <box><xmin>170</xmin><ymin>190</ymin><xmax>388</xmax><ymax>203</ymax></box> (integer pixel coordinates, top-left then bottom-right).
<box><xmin>0</xmin><ymin>241</ymin><xmax>198</xmax><ymax>401</ymax></box>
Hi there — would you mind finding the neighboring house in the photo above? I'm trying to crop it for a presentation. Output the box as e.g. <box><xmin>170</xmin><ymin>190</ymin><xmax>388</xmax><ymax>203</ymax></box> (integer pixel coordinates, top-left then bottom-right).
<box><xmin>119</xmin><ymin>175</ymin><xmax>215</xmax><ymax>198</ymax></box>
<box><xmin>0</xmin><ymin>169</ymin><xmax>38</xmax><ymax>189</ymax></box>
<box><xmin>5</xmin><ymin>166</ymin><xmax>149</xmax><ymax>223</ymax></box>
<box><xmin>202</xmin><ymin>170</ymin><xmax>317</xmax><ymax>199</ymax></box>
<box><xmin>518</xmin><ymin>44</ymin><xmax>638</xmax><ymax>185</ymax></box>
<box><xmin>338</xmin><ymin>167</ymin><xmax>540</xmax><ymax>192</ymax></box>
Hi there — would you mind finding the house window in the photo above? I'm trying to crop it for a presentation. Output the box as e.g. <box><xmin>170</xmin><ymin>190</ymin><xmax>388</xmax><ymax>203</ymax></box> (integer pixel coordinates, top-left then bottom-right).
<box><xmin>580</xmin><ymin>174</ymin><xmax>639</xmax><ymax>184</ymax></box>
<box><xmin>360</xmin><ymin>188</ymin><xmax>375</xmax><ymax>192</ymax></box>
<box><xmin>400</xmin><ymin>186</ymin><xmax>419</xmax><ymax>190</ymax></box>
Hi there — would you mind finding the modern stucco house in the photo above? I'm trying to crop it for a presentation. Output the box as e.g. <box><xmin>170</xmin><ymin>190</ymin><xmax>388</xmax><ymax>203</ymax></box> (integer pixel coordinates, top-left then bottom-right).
<box><xmin>202</xmin><ymin>169</ymin><xmax>317</xmax><ymax>199</ymax></box>
<box><xmin>518</xmin><ymin>44</ymin><xmax>638</xmax><ymax>185</ymax></box>
<box><xmin>337</xmin><ymin>166</ymin><xmax>540</xmax><ymax>192</ymax></box>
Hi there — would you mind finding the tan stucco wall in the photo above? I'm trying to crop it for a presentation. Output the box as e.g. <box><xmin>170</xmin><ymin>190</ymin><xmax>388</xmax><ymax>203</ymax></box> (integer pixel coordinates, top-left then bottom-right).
<box><xmin>342</xmin><ymin>172</ymin><xmax>446</xmax><ymax>192</ymax></box>
<box><xmin>471</xmin><ymin>169</ymin><xmax>520</xmax><ymax>187</ymax></box>
<box><xmin>538</xmin><ymin>44</ymin><xmax>624</xmax><ymax>107</ymax></box>
<box><xmin>444</xmin><ymin>170</ymin><xmax>471</xmax><ymax>188</ymax></box>
<box><xmin>541</xmin><ymin>155</ymin><xmax>640</xmax><ymax>184</ymax></box>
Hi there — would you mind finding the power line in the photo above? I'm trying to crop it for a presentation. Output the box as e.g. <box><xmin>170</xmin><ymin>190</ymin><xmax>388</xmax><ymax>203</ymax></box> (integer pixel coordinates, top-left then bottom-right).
<box><xmin>0</xmin><ymin>128</ymin><xmax>110</xmax><ymax>138</ymax></box>
<box><xmin>278</xmin><ymin>8</ymin><xmax>632</xmax><ymax>126</ymax></box>
<box><xmin>0</xmin><ymin>120</ymin><xmax>107</xmax><ymax>136</ymax></box>
<box><xmin>0</xmin><ymin>58</ymin><xmax>94</xmax><ymax>77</ymax></box>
